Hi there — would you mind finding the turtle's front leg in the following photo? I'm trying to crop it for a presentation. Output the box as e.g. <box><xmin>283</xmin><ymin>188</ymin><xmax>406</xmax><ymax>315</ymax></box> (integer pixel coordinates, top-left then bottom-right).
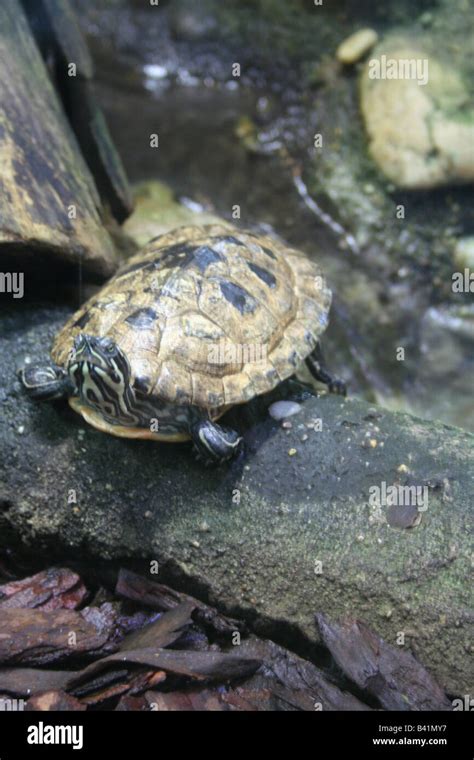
<box><xmin>190</xmin><ymin>419</ymin><xmax>243</xmax><ymax>466</ymax></box>
<box><xmin>305</xmin><ymin>344</ymin><xmax>347</xmax><ymax>396</ymax></box>
<box><xmin>20</xmin><ymin>363</ymin><xmax>74</xmax><ymax>402</ymax></box>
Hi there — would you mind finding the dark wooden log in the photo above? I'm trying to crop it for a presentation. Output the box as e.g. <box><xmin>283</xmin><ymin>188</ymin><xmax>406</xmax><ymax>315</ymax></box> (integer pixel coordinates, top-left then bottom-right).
<box><xmin>316</xmin><ymin>615</ymin><xmax>451</xmax><ymax>711</ymax></box>
<box><xmin>21</xmin><ymin>0</ymin><xmax>133</xmax><ymax>222</ymax></box>
<box><xmin>0</xmin><ymin>0</ymin><xmax>118</xmax><ymax>279</ymax></box>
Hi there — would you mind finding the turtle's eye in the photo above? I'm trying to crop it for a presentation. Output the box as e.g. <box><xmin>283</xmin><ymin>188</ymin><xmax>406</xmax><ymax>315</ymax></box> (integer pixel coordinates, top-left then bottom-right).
<box><xmin>106</xmin><ymin>344</ymin><xmax>115</xmax><ymax>354</ymax></box>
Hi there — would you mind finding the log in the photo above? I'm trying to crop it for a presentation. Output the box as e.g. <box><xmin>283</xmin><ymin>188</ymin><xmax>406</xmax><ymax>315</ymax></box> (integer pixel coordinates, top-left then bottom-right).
<box><xmin>0</xmin><ymin>0</ymin><xmax>118</xmax><ymax>279</ymax></box>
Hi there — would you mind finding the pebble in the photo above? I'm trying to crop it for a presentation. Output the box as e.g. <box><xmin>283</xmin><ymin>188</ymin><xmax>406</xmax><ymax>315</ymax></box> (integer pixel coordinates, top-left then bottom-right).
<box><xmin>336</xmin><ymin>28</ymin><xmax>378</xmax><ymax>65</ymax></box>
<box><xmin>288</xmin><ymin>448</ymin><xmax>297</xmax><ymax>457</ymax></box>
<box><xmin>454</xmin><ymin>237</ymin><xmax>474</xmax><ymax>270</ymax></box>
<box><xmin>268</xmin><ymin>400</ymin><xmax>302</xmax><ymax>421</ymax></box>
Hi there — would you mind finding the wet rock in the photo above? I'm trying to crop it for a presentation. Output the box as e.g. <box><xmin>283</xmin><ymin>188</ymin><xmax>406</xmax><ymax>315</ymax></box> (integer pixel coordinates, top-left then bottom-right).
<box><xmin>336</xmin><ymin>29</ymin><xmax>378</xmax><ymax>65</ymax></box>
<box><xmin>123</xmin><ymin>181</ymin><xmax>224</xmax><ymax>249</ymax></box>
<box><xmin>0</xmin><ymin>304</ymin><xmax>473</xmax><ymax>695</ymax></box>
<box><xmin>454</xmin><ymin>237</ymin><xmax>474</xmax><ymax>270</ymax></box>
<box><xmin>169</xmin><ymin>0</ymin><xmax>218</xmax><ymax>42</ymax></box>
<box><xmin>413</xmin><ymin>304</ymin><xmax>474</xmax><ymax>429</ymax></box>
<box><xmin>360</xmin><ymin>36</ymin><xmax>474</xmax><ymax>188</ymax></box>
<box><xmin>268</xmin><ymin>400</ymin><xmax>302</xmax><ymax>421</ymax></box>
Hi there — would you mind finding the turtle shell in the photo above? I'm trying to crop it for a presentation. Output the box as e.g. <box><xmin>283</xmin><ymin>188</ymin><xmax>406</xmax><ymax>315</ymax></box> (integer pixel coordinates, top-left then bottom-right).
<box><xmin>51</xmin><ymin>224</ymin><xmax>332</xmax><ymax>410</ymax></box>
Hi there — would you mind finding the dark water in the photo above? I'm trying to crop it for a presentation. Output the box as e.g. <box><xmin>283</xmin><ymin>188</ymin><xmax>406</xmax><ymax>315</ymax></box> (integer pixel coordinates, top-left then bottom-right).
<box><xmin>82</xmin><ymin>4</ymin><xmax>474</xmax><ymax>431</ymax></box>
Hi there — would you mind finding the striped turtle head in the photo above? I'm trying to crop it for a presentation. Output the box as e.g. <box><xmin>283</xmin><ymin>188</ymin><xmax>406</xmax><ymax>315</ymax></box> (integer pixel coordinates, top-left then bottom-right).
<box><xmin>67</xmin><ymin>334</ymin><xmax>134</xmax><ymax>423</ymax></box>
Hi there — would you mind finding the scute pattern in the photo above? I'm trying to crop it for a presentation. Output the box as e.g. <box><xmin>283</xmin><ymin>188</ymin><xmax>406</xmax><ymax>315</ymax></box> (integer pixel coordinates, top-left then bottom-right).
<box><xmin>52</xmin><ymin>225</ymin><xmax>332</xmax><ymax>410</ymax></box>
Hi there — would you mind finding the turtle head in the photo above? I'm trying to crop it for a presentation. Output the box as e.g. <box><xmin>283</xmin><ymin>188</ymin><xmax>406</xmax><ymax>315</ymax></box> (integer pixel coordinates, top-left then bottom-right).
<box><xmin>67</xmin><ymin>334</ymin><xmax>134</xmax><ymax>420</ymax></box>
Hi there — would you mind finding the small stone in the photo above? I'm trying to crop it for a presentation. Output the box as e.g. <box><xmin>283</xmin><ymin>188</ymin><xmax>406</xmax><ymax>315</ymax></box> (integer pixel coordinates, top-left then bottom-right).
<box><xmin>17</xmin><ymin>425</ymin><xmax>25</xmax><ymax>435</ymax></box>
<box><xmin>144</xmin><ymin>511</ymin><xmax>152</xmax><ymax>519</ymax></box>
<box><xmin>336</xmin><ymin>28</ymin><xmax>378</xmax><ymax>65</ymax></box>
<box><xmin>369</xmin><ymin>438</ymin><xmax>378</xmax><ymax>448</ymax></box>
<box><xmin>454</xmin><ymin>237</ymin><xmax>474</xmax><ymax>270</ymax></box>
<box><xmin>268</xmin><ymin>400</ymin><xmax>302</xmax><ymax>421</ymax></box>
<box><xmin>282</xmin><ymin>421</ymin><xmax>292</xmax><ymax>429</ymax></box>
<box><xmin>288</xmin><ymin>448</ymin><xmax>297</xmax><ymax>457</ymax></box>
<box><xmin>198</xmin><ymin>521</ymin><xmax>210</xmax><ymax>533</ymax></box>
<box><xmin>190</xmin><ymin>539</ymin><xmax>200</xmax><ymax>549</ymax></box>
<box><xmin>397</xmin><ymin>464</ymin><xmax>409</xmax><ymax>473</ymax></box>
<box><xmin>301</xmin><ymin>434</ymin><xmax>309</xmax><ymax>442</ymax></box>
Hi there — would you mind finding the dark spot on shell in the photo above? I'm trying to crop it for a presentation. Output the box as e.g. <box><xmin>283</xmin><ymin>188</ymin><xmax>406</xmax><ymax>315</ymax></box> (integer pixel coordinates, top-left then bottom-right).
<box><xmin>219</xmin><ymin>280</ymin><xmax>257</xmax><ymax>315</ymax></box>
<box><xmin>118</xmin><ymin>243</ymin><xmax>196</xmax><ymax>277</ymax></box>
<box><xmin>247</xmin><ymin>261</ymin><xmax>276</xmax><ymax>287</ymax></box>
<box><xmin>261</xmin><ymin>246</ymin><xmax>277</xmax><ymax>260</ymax></box>
<box><xmin>288</xmin><ymin>351</ymin><xmax>299</xmax><ymax>367</ymax></box>
<box><xmin>73</xmin><ymin>311</ymin><xmax>91</xmax><ymax>329</ymax></box>
<box><xmin>125</xmin><ymin>307</ymin><xmax>158</xmax><ymax>329</ymax></box>
<box><xmin>193</xmin><ymin>245</ymin><xmax>223</xmax><ymax>272</ymax></box>
<box><xmin>87</xmin><ymin>388</ymin><xmax>98</xmax><ymax>403</ymax></box>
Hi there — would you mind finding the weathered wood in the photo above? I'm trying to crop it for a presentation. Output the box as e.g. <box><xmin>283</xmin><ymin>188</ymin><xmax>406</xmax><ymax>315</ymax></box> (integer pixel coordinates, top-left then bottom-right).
<box><xmin>0</xmin><ymin>606</ymin><xmax>119</xmax><ymax>666</ymax></box>
<box><xmin>26</xmin><ymin>689</ymin><xmax>86</xmax><ymax>711</ymax></box>
<box><xmin>67</xmin><ymin>648</ymin><xmax>262</xmax><ymax>689</ymax></box>
<box><xmin>0</xmin><ymin>667</ymin><xmax>76</xmax><ymax>696</ymax></box>
<box><xmin>118</xmin><ymin>602</ymin><xmax>195</xmax><ymax>651</ymax></box>
<box><xmin>0</xmin><ymin>0</ymin><xmax>118</xmax><ymax>278</ymax></box>
<box><xmin>316</xmin><ymin>615</ymin><xmax>451</xmax><ymax>711</ymax></box>
<box><xmin>22</xmin><ymin>0</ymin><xmax>133</xmax><ymax>222</ymax></box>
<box><xmin>116</xmin><ymin>569</ymin><xmax>246</xmax><ymax>639</ymax></box>
<box><xmin>0</xmin><ymin>568</ymin><xmax>87</xmax><ymax>611</ymax></box>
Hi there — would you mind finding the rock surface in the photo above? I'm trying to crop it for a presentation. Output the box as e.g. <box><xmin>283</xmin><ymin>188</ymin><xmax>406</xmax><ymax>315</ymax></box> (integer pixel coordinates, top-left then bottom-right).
<box><xmin>360</xmin><ymin>36</ymin><xmax>474</xmax><ymax>189</ymax></box>
<box><xmin>336</xmin><ymin>29</ymin><xmax>378</xmax><ymax>65</ymax></box>
<box><xmin>0</xmin><ymin>303</ymin><xmax>473</xmax><ymax>695</ymax></box>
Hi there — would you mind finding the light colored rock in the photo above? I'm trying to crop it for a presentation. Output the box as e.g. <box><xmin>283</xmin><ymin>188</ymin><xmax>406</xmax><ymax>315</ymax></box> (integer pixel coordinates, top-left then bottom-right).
<box><xmin>454</xmin><ymin>237</ymin><xmax>474</xmax><ymax>270</ymax></box>
<box><xmin>336</xmin><ymin>28</ymin><xmax>378</xmax><ymax>65</ymax></box>
<box><xmin>360</xmin><ymin>38</ymin><xmax>474</xmax><ymax>189</ymax></box>
<box><xmin>123</xmin><ymin>180</ymin><xmax>224</xmax><ymax>248</ymax></box>
<box><xmin>268</xmin><ymin>400</ymin><xmax>302</xmax><ymax>420</ymax></box>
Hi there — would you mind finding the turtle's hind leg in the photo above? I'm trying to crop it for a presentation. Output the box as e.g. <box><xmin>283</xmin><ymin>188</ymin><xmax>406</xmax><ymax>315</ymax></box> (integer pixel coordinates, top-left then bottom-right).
<box><xmin>20</xmin><ymin>363</ymin><xmax>74</xmax><ymax>401</ymax></box>
<box><xmin>306</xmin><ymin>344</ymin><xmax>347</xmax><ymax>396</ymax></box>
<box><xmin>190</xmin><ymin>419</ymin><xmax>243</xmax><ymax>466</ymax></box>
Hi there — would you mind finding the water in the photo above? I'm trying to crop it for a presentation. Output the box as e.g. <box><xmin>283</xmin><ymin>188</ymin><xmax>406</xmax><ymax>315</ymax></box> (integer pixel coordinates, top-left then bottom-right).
<box><xmin>81</xmin><ymin>0</ymin><xmax>474</xmax><ymax>430</ymax></box>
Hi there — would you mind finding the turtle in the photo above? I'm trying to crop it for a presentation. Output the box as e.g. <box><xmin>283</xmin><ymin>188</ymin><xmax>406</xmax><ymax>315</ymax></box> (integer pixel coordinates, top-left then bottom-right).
<box><xmin>20</xmin><ymin>224</ymin><xmax>345</xmax><ymax>464</ymax></box>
